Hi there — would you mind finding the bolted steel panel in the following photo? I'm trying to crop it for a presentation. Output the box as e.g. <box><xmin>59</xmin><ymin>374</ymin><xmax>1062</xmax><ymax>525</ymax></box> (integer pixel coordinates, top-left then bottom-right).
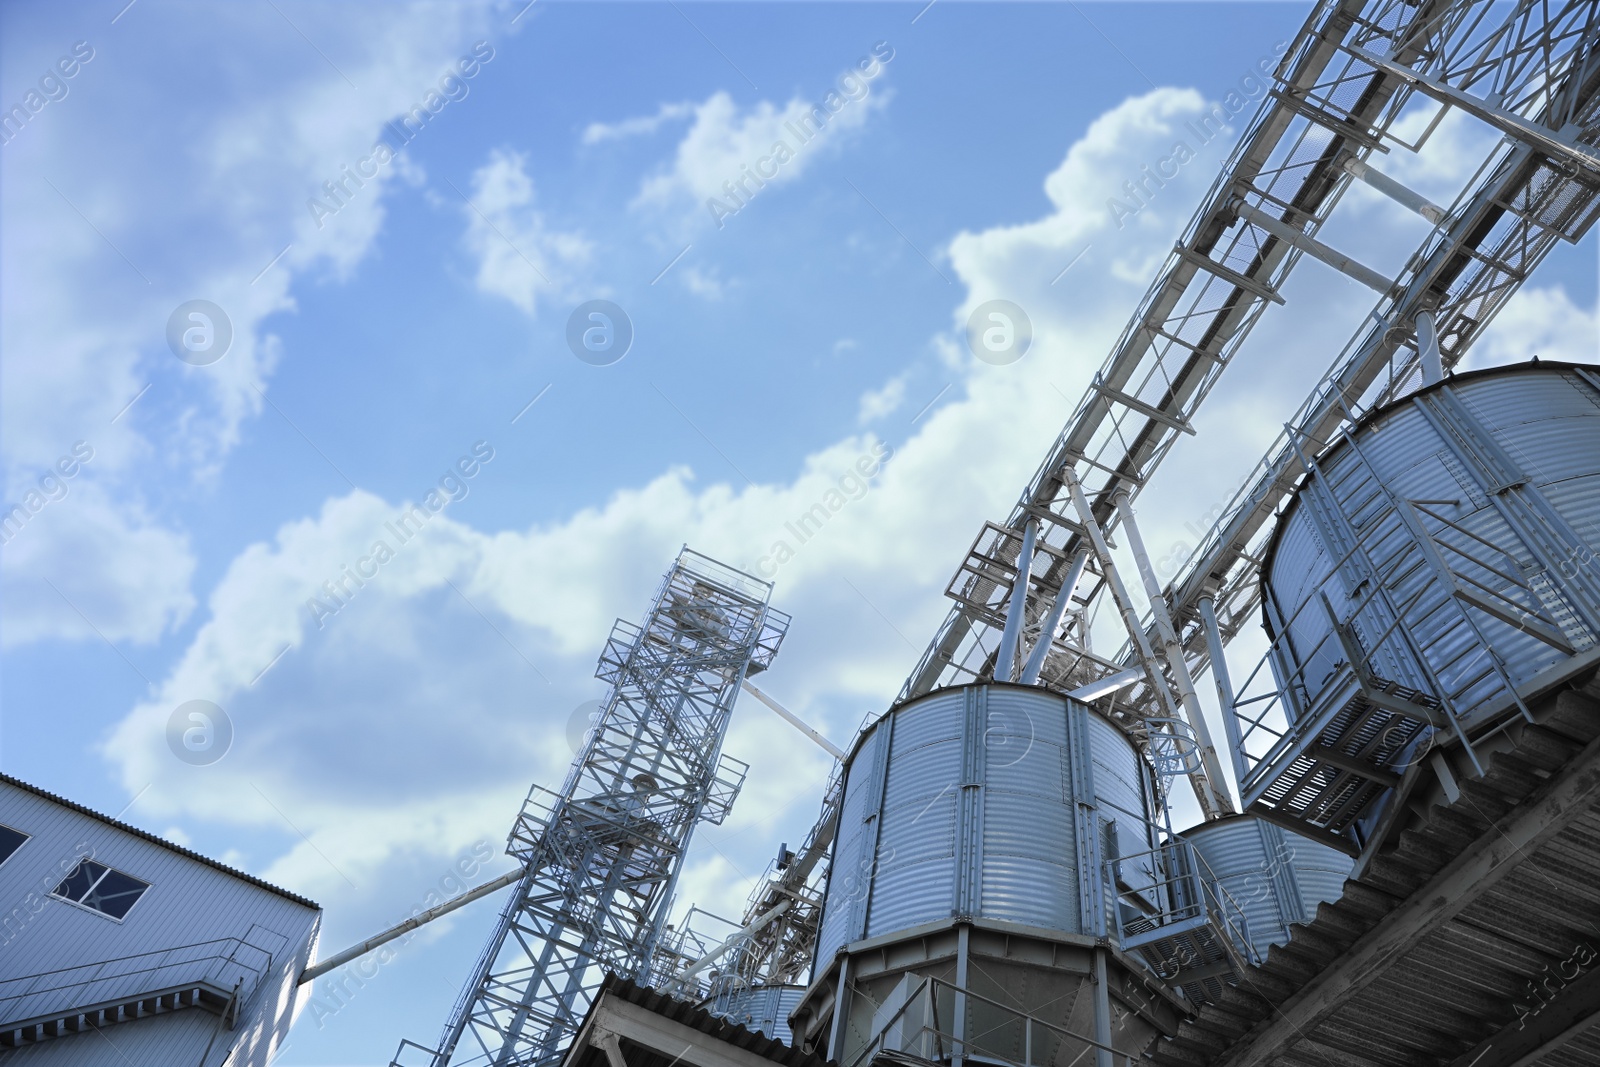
<box><xmin>816</xmin><ymin>685</ymin><xmax>1154</xmax><ymax>952</ymax></box>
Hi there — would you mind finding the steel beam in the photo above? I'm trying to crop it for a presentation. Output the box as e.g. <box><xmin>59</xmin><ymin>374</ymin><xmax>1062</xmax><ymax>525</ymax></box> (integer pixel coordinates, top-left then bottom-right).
<box><xmin>1065</xmin><ymin>468</ymin><xmax>1219</xmax><ymax>817</ymax></box>
<box><xmin>1020</xmin><ymin>549</ymin><xmax>1090</xmax><ymax>686</ymax></box>
<box><xmin>1349</xmin><ymin>45</ymin><xmax>1600</xmax><ymax>179</ymax></box>
<box><xmin>1115</xmin><ymin>492</ymin><xmax>1234</xmax><ymax>815</ymax></box>
<box><xmin>1216</xmin><ymin>729</ymin><xmax>1600</xmax><ymax>1067</ymax></box>
<box><xmin>740</xmin><ymin>681</ymin><xmax>845</xmax><ymax>761</ymax></box>
<box><xmin>1445</xmin><ymin>961</ymin><xmax>1600</xmax><ymax>1067</ymax></box>
<box><xmin>995</xmin><ymin>520</ymin><xmax>1039</xmax><ymax>682</ymax></box>
<box><xmin>1341</xmin><ymin>157</ymin><xmax>1447</xmax><ymax>225</ymax></box>
<box><xmin>1232</xmin><ymin>200</ymin><xmax>1394</xmax><ymax>294</ymax></box>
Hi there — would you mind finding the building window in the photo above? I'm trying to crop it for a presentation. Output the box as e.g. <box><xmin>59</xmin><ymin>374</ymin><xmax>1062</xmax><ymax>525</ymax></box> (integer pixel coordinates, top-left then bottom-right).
<box><xmin>0</xmin><ymin>825</ymin><xmax>26</xmax><ymax>866</ymax></box>
<box><xmin>51</xmin><ymin>860</ymin><xmax>149</xmax><ymax>920</ymax></box>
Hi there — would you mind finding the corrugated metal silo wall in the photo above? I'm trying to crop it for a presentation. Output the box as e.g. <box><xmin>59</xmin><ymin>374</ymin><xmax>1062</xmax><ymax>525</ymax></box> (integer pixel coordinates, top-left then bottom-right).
<box><xmin>1183</xmin><ymin>816</ymin><xmax>1352</xmax><ymax>954</ymax></box>
<box><xmin>1265</xmin><ymin>366</ymin><xmax>1600</xmax><ymax>727</ymax></box>
<box><xmin>815</xmin><ymin>685</ymin><xmax>1156</xmax><ymax>964</ymax></box>
<box><xmin>707</xmin><ymin>984</ymin><xmax>806</xmax><ymax>1044</ymax></box>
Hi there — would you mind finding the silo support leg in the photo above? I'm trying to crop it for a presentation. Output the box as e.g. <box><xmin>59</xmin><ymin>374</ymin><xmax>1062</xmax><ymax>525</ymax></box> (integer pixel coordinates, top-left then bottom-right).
<box><xmin>952</xmin><ymin>925</ymin><xmax>970</xmax><ymax>1067</ymax></box>
<box><xmin>1092</xmin><ymin>947</ymin><xmax>1114</xmax><ymax>1067</ymax></box>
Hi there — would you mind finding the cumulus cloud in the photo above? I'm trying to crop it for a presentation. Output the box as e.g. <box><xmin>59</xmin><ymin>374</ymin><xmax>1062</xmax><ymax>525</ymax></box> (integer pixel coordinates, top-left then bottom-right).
<box><xmin>0</xmin><ymin>4</ymin><xmax>496</xmax><ymax>645</ymax></box>
<box><xmin>102</xmin><ymin>87</ymin><xmax>1243</xmax><ymax>925</ymax></box>
<box><xmin>635</xmin><ymin>46</ymin><xmax>895</xmax><ymax>230</ymax></box>
<box><xmin>857</xmin><ymin>375</ymin><xmax>908</xmax><ymax>424</ymax></box>
<box><xmin>1</xmin><ymin>480</ymin><xmax>195</xmax><ymax>648</ymax></box>
<box><xmin>462</xmin><ymin>148</ymin><xmax>593</xmax><ymax>316</ymax></box>
<box><xmin>1468</xmin><ymin>284</ymin><xmax>1599</xmax><ymax>369</ymax></box>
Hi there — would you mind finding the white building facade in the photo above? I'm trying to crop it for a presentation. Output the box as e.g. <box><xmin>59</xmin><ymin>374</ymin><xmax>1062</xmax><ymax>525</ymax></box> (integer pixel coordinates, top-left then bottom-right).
<box><xmin>0</xmin><ymin>774</ymin><xmax>321</xmax><ymax>1066</ymax></box>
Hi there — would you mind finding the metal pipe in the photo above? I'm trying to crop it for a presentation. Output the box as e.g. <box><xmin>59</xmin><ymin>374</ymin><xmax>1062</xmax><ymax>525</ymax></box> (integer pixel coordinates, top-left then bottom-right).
<box><xmin>995</xmin><ymin>520</ymin><xmax>1039</xmax><ymax>682</ymax></box>
<box><xmin>1061</xmin><ymin>468</ymin><xmax>1218</xmax><ymax>818</ymax></box>
<box><xmin>659</xmin><ymin>900</ymin><xmax>792</xmax><ymax>994</ymax></box>
<box><xmin>1416</xmin><ymin>309</ymin><xmax>1444</xmax><ymax>386</ymax></box>
<box><xmin>300</xmin><ymin>866</ymin><xmax>525</xmax><ymax>984</ymax></box>
<box><xmin>1197</xmin><ymin>593</ymin><xmax>1249</xmax><ymax>795</ymax></box>
<box><xmin>1113</xmin><ymin>491</ymin><xmax>1235</xmax><ymax>816</ymax></box>
<box><xmin>1068</xmin><ymin>668</ymin><xmax>1145</xmax><ymax>702</ymax></box>
<box><xmin>740</xmin><ymin>680</ymin><xmax>846</xmax><ymax>761</ymax></box>
<box><xmin>1341</xmin><ymin>157</ymin><xmax>1446</xmax><ymax>225</ymax></box>
<box><xmin>1019</xmin><ymin>549</ymin><xmax>1090</xmax><ymax>685</ymax></box>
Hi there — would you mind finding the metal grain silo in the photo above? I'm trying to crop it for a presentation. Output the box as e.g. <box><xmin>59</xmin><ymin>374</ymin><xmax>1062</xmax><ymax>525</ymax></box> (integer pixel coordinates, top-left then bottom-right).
<box><xmin>1241</xmin><ymin>361</ymin><xmax>1600</xmax><ymax>848</ymax></box>
<box><xmin>792</xmin><ymin>684</ymin><xmax>1185</xmax><ymax>1067</ymax></box>
<box><xmin>702</xmin><ymin>984</ymin><xmax>805</xmax><ymax>1044</ymax></box>
<box><xmin>1181</xmin><ymin>815</ymin><xmax>1352</xmax><ymax>957</ymax></box>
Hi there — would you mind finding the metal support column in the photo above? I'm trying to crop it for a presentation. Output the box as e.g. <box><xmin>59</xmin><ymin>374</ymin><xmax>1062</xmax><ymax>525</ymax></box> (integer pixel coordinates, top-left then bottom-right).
<box><xmin>1197</xmin><ymin>592</ymin><xmax>1249</xmax><ymax>792</ymax></box>
<box><xmin>1020</xmin><ymin>549</ymin><xmax>1090</xmax><ymax>685</ymax></box>
<box><xmin>1114</xmin><ymin>491</ymin><xmax>1235</xmax><ymax>815</ymax></box>
<box><xmin>953</xmin><ymin>925</ymin><xmax>970</xmax><ymax>1067</ymax></box>
<box><xmin>826</xmin><ymin>954</ymin><xmax>852</xmax><ymax>1065</ymax></box>
<box><xmin>1063</xmin><ymin>469</ymin><xmax>1220</xmax><ymax>818</ymax></box>
<box><xmin>1416</xmin><ymin>310</ymin><xmax>1443</xmax><ymax>386</ymax></box>
<box><xmin>1092</xmin><ymin>947</ymin><xmax>1114</xmax><ymax>1067</ymax></box>
<box><xmin>995</xmin><ymin>520</ymin><xmax>1039</xmax><ymax>682</ymax></box>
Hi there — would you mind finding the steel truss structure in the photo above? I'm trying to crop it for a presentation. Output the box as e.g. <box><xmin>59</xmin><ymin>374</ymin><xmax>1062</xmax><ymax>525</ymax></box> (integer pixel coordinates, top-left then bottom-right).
<box><xmin>725</xmin><ymin>0</ymin><xmax>1600</xmax><ymax>988</ymax></box>
<box><xmin>393</xmin><ymin>551</ymin><xmax>788</xmax><ymax>1067</ymax></box>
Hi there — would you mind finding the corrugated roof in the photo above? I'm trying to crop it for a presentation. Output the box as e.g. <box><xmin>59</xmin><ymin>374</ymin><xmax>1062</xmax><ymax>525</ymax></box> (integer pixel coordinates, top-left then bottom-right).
<box><xmin>0</xmin><ymin>772</ymin><xmax>319</xmax><ymax>911</ymax></box>
<box><xmin>565</xmin><ymin>974</ymin><xmax>832</xmax><ymax>1067</ymax></box>
<box><xmin>1149</xmin><ymin>668</ymin><xmax>1600</xmax><ymax>1066</ymax></box>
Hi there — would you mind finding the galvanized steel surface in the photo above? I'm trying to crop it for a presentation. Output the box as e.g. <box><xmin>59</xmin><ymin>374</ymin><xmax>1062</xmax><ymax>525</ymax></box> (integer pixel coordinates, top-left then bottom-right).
<box><xmin>704</xmin><ymin>984</ymin><xmax>806</xmax><ymax>1045</ymax></box>
<box><xmin>816</xmin><ymin>685</ymin><xmax>1156</xmax><ymax>964</ymax></box>
<box><xmin>1182</xmin><ymin>815</ymin><xmax>1353</xmax><ymax>955</ymax></box>
<box><xmin>1150</xmin><ymin>674</ymin><xmax>1600</xmax><ymax>1067</ymax></box>
<box><xmin>1264</xmin><ymin>366</ymin><xmax>1600</xmax><ymax>731</ymax></box>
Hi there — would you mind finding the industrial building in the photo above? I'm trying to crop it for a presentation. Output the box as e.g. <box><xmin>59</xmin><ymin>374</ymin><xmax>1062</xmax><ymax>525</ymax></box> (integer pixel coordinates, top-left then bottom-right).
<box><xmin>0</xmin><ymin>774</ymin><xmax>320</xmax><ymax>1065</ymax></box>
<box><xmin>366</xmin><ymin>1</ymin><xmax>1600</xmax><ymax>1064</ymax></box>
<box><xmin>7</xmin><ymin>0</ymin><xmax>1597</xmax><ymax>1065</ymax></box>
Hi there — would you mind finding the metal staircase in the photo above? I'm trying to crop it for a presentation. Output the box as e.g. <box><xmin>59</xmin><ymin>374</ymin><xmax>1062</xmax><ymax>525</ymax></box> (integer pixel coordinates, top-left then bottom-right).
<box><xmin>1106</xmin><ymin>841</ymin><xmax>1259</xmax><ymax>1005</ymax></box>
<box><xmin>1228</xmin><ymin>404</ymin><xmax>1590</xmax><ymax>847</ymax></box>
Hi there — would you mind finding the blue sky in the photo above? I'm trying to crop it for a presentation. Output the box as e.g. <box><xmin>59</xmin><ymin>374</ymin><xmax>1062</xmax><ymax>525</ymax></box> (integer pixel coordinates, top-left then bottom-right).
<box><xmin>2</xmin><ymin>2</ymin><xmax>1596</xmax><ymax>1064</ymax></box>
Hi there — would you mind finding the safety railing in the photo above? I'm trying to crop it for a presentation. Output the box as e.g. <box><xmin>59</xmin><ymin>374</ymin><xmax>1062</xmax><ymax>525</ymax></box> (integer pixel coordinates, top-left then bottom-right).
<box><xmin>844</xmin><ymin>974</ymin><xmax>1139</xmax><ymax>1067</ymax></box>
<box><xmin>1105</xmin><ymin>841</ymin><xmax>1259</xmax><ymax>993</ymax></box>
<box><xmin>0</xmin><ymin>936</ymin><xmax>272</xmax><ymax>1030</ymax></box>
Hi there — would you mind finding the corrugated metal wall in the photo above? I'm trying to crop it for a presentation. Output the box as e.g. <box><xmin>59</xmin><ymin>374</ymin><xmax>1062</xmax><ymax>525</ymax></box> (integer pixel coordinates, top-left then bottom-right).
<box><xmin>1183</xmin><ymin>815</ymin><xmax>1352</xmax><ymax>955</ymax></box>
<box><xmin>0</xmin><ymin>781</ymin><xmax>320</xmax><ymax>1067</ymax></box>
<box><xmin>815</xmin><ymin>685</ymin><xmax>1155</xmax><ymax>963</ymax></box>
<box><xmin>1266</xmin><ymin>365</ymin><xmax>1600</xmax><ymax>730</ymax></box>
<box><xmin>704</xmin><ymin>983</ymin><xmax>805</xmax><ymax>1044</ymax></box>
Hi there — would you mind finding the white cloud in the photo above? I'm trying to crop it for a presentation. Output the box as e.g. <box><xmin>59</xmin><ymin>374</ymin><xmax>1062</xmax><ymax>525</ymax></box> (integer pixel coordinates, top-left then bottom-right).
<box><xmin>102</xmin><ymin>88</ymin><xmax>1243</xmax><ymax>922</ymax></box>
<box><xmin>0</xmin><ymin>480</ymin><xmax>195</xmax><ymax>647</ymax></box>
<box><xmin>857</xmin><ymin>374</ymin><xmax>908</xmax><ymax>424</ymax></box>
<box><xmin>0</xmin><ymin>4</ymin><xmax>496</xmax><ymax>645</ymax></box>
<box><xmin>1468</xmin><ymin>284</ymin><xmax>1599</xmax><ymax>369</ymax></box>
<box><xmin>634</xmin><ymin>68</ymin><xmax>890</xmax><ymax>228</ymax></box>
<box><xmin>462</xmin><ymin>148</ymin><xmax>593</xmax><ymax>316</ymax></box>
<box><xmin>581</xmin><ymin>101</ymin><xmax>695</xmax><ymax>145</ymax></box>
<box><xmin>680</xmin><ymin>264</ymin><xmax>726</xmax><ymax>300</ymax></box>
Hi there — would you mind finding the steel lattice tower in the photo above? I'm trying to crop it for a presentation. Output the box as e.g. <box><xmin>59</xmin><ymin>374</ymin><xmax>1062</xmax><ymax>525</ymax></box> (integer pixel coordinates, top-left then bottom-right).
<box><xmin>397</xmin><ymin>550</ymin><xmax>787</xmax><ymax>1067</ymax></box>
